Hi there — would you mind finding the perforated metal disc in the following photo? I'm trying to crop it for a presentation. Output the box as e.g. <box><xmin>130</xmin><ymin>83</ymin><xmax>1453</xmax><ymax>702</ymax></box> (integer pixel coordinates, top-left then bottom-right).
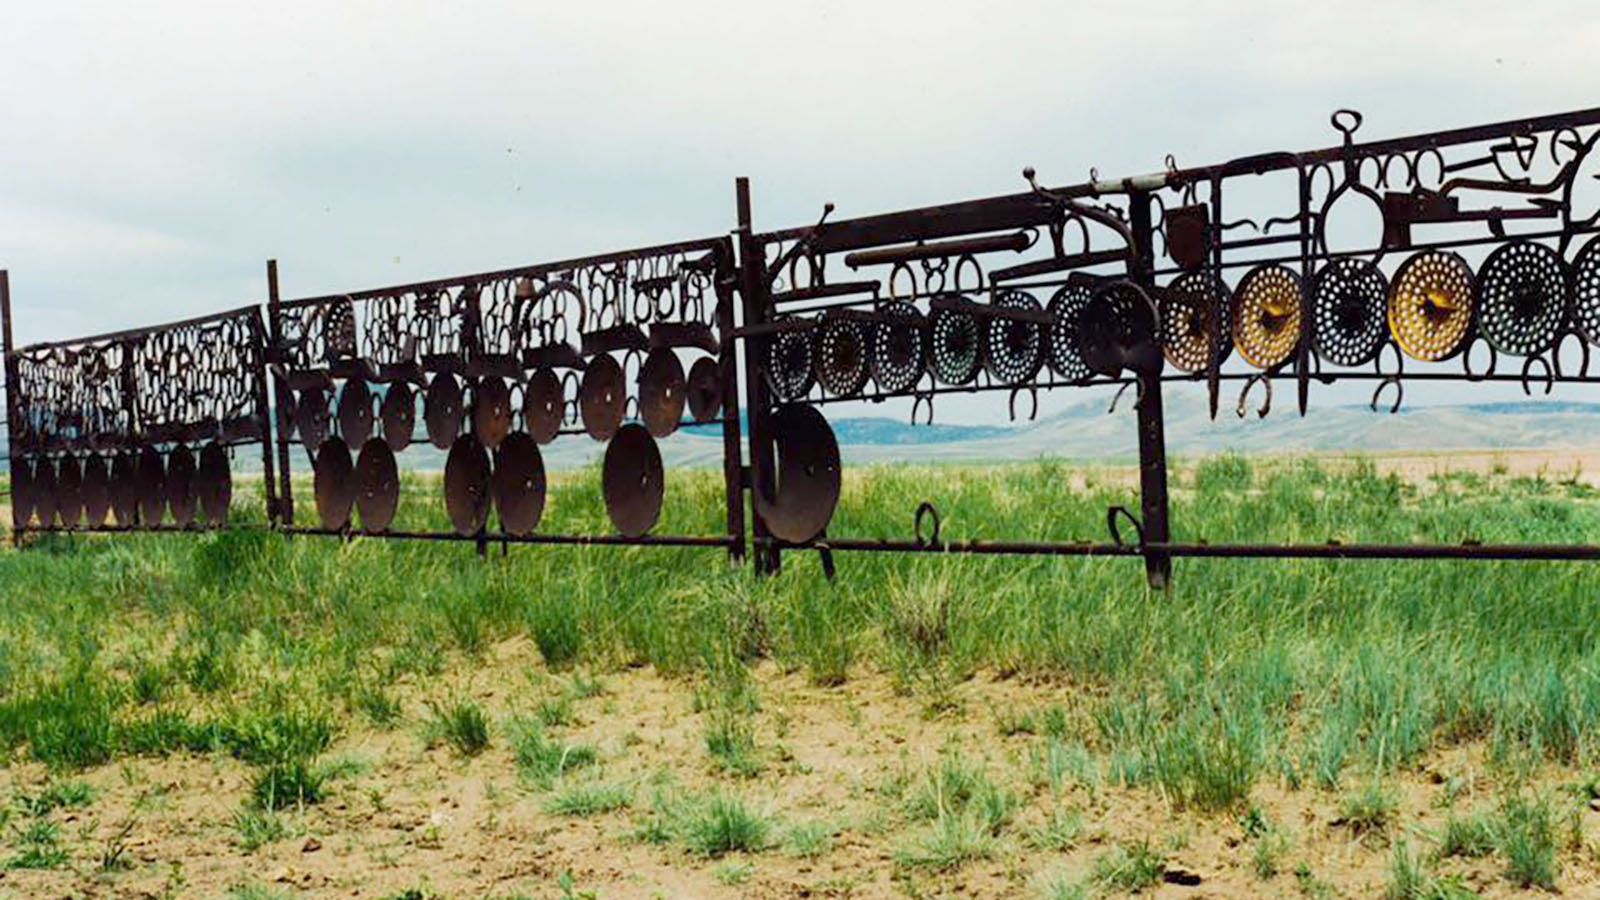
<box><xmin>1046</xmin><ymin>283</ymin><xmax>1095</xmax><ymax>382</ymax></box>
<box><xmin>983</xmin><ymin>290</ymin><xmax>1045</xmax><ymax>385</ymax></box>
<box><xmin>766</xmin><ymin>324</ymin><xmax>816</xmax><ymax>400</ymax></box>
<box><xmin>80</xmin><ymin>454</ymin><xmax>111</xmax><ymax>528</ymax></box>
<box><xmin>1079</xmin><ymin>283</ymin><xmax>1162</xmax><ymax>377</ymax></box>
<box><xmin>1476</xmin><ymin>241</ymin><xmax>1568</xmax><ymax>357</ymax></box>
<box><xmin>380</xmin><ymin>382</ymin><xmax>415</xmax><ymax>452</ymax></box>
<box><xmin>1573</xmin><ymin>234</ymin><xmax>1600</xmax><ymax>345</ymax></box>
<box><xmin>324</xmin><ymin>297</ymin><xmax>358</xmax><ymax>362</ymax></box>
<box><xmin>1160</xmin><ymin>272</ymin><xmax>1233</xmax><ymax>373</ymax></box>
<box><xmin>11</xmin><ymin>457</ymin><xmax>35</xmax><ymax>528</ymax></box>
<box><xmin>55</xmin><ymin>455</ymin><xmax>84</xmax><ymax>529</ymax></box>
<box><xmin>294</xmin><ymin>386</ymin><xmax>332</xmax><ymax>451</ymax></box>
<box><xmin>638</xmin><ymin>349</ymin><xmax>687</xmax><ymax>438</ymax></box>
<box><xmin>763</xmin><ymin>404</ymin><xmax>840</xmax><ymax>544</ymax></box>
<box><xmin>579</xmin><ymin>353</ymin><xmax>626</xmax><ymax>442</ymax></box>
<box><xmin>928</xmin><ymin>305</ymin><xmax>982</xmax><ymax>385</ymax></box>
<box><xmin>602</xmin><ymin>423</ymin><xmax>663</xmax><ymax>538</ymax></box>
<box><xmin>135</xmin><ymin>445</ymin><xmax>165</xmax><ymax>526</ymax></box>
<box><xmin>354</xmin><ymin>438</ymin><xmax>399</xmax><ymax>532</ymax></box>
<box><xmin>686</xmin><ymin>356</ymin><xmax>723</xmax><ymax>423</ymax></box>
<box><xmin>816</xmin><ymin>315</ymin><xmax>871</xmax><ymax>398</ymax></box>
<box><xmin>34</xmin><ymin>457</ymin><xmax>58</xmax><ymax>528</ymax></box>
<box><xmin>424</xmin><ymin>374</ymin><xmax>464</xmax><ymax>449</ymax></box>
<box><xmin>443</xmin><ymin>434</ymin><xmax>492</xmax><ymax>536</ymax></box>
<box><xmin>1231</xmin><ymin>265</ymin><xmax>1304</xmax><ymax>370</ymax></box>
<box><xmin>869</xmin><ymin>301</ymin><xmax>926</xmax><ymax>394</ymax></box>
<box><xmin>471</xmin><ymin>376</ymin><xmax>513</xmax><ymax>449</ymax></box>
<box><xmin>110</xmin><ymin>453</ymin><xmax>138</xmax><ymax>527</ymax></box>
<box><xmin>1388</xmin><ymin>250</ymin><xmax>1475</xmax><ymax>362</ymax></box>
<box><xmin>492</xmin><ymin>431</ymin><xmax>546</xmax><ymax>536</ymax></box>
<box><xmin>197</xmin><ymin>442</ymin><xmax>231</xmax><ymax>527</ymax></box>
<box><xmin>165</xmin><ymin>446</ymin><xmax>196</xmax><ymax>526</ymax></box>
<box><xmin>338</xmin><ymin>380</ymin><xmax>373</xmax><ymax>445</ymax></box>
<box><xmin>313</xmin><ymin>437</ymin><xmax>355</xmax><ymax>530</ymax></box>
<box><xmin>1311</xmin><ymin>258</ymin><xmax>1387</xmax><ymax>367</ymax></box>
<box><xmin>523</xmin><ymin>367</ymin><xmax>564</xmax><ymax>444</ymax></box>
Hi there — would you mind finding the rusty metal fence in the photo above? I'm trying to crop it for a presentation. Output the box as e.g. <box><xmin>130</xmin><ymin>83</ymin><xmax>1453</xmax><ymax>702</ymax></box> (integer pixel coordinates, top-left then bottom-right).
<box><xmin>7</xmin><ymin>106</ymin><xmax>1600</xmax><ymax>585</ymax></box>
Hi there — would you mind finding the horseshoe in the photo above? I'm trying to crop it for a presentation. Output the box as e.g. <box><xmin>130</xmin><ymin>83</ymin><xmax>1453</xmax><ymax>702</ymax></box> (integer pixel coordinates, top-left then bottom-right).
<box><xmin>910</xmin><ymin>391</ymin><xmax>934</xmax><ymax>426</ymax></box>
<box><xmin>1108</xmin><ymin>380</ymin><xmax>1144</xmax><ymax>415</ymax></box>
<box><xmin>1462</xmin><ymin>335</ymin><xmax>1498</xmax><ymax>382</ymax></box>
<box><xmin>913</xmin><ymin>501</ymin><xmax>942</xmax><ymax>547</ymax></box>
<box><xmin>1008</xmin><ymin>386</ymin><xmax>1038</xmax><ymax>422</ymax></box>
<box><xmin>1106</xmin><ymin>506</ymin><xmax>1144</xmax><ymax>549</ymax></box>
<box><xmin>1521</xmin><ymin>355</ymin><xmax>1554</xmax><ymax>396</ymax></box>
<box><xmin>1371</xmin><ymin>376</ymin><xmax>1404</xmax><ymax>414</ymax></box>
<box><xmin>1236</xmin><ymin>373</ymin><xmax>1272</xmax><ymax>419</ymax></box>
<box><xmin>1552</xmin><ymin>332</ymin><xmax>1591</xmax><ymax>379</ymax></box>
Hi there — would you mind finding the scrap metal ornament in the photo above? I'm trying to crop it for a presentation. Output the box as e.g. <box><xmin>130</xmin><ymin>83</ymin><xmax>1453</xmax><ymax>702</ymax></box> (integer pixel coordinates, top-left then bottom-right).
<box><xmin>110</xmin><ymin>453</ymin><xmax>138</xmax><ymax>527</ymax></box>
<box><xmin>380</xmin><ymin>381</ymin><xmax>416</xmax><ymax>451</ymax></box>
<box><xmin>81</xmin><ymin>453</ymin><xmax>111</xmax><ymax>528</ymax></box>
<box><xmin>424</xmin><ymin>373</ymin><xmax>464</xmax><ymax>449</ymax></box>
<box><xmin>928</xmin><ymin>306</ymin><xmax>982</xmax><ymax>385</ymax></box>
<box><xmin>313</xmin><ymin>437</ymin><xmax>355</xmax><ymax>530</ymax></box>
<box><xmin>135</xmin><ymin>446</ymin><xmax>165</xmax><ymax>526</ymax></box>
<box><xmin>637</xmin><ymin>348</ymin><xmax>686</xmax><ymax>438</ymax></box>
<box><xmin>1476</xmin><ymin>241</ymin><xmax>1568</xmax><ymax>357</ymax></box>
<box><xmin>1232</xmin><ymin>265</ymin><xmax>1303</xmax><ymax>370</ymax></box>
<box><xmin>982</xmin><ymin>290</ymin><xmax>1045</xmax><ymax>385</ymax></box>
<box><xmin>443</xmin><ymin>433</ymin><xmax>492</xmax><ymax>536</ymax></box>
<box><xmin>55</xmin><ymin>455</ymin><xmax>84</xmax><ymax>529</ymax></box>
<box><xmin>766</xmin><ymin>323</ymin><xmax>816</xmax><ymax>400</ymax></box>
<box><xmin>869</xmin><ymin>301</ymin><xmax>926</xmax><ymax>394</ymax></box>
<box><xmin>473</xmin><ymin>376</ymin><xmax>513</xmax><ymax>449</ymax></box>
<box><xmin>579</xmin><ymin>353</ymin><xmax>626</xmax><ymax>441</ymax></box>
<box><xmin>815</xmin><ymin>314</ymin><xmax>871</xmax><ymax>397</ymax></box>
<box><xmin>685</xmin><ymin>356</ymin><xmax>723</xmax><ymax>423</ymax></box>
<box><xmin>523</xmin><ymin>367</ymin><xmax>565</xmax><ymax>444</ymax></box>
<box><xmin>1159</xmin><ymin>272</ymin><xmax>1232</xmax><ymax>373</ymax></box>
<box><xmin>602</xmin><ymin>423</ymin><xmax>663</xmax><ymax>538</ymax></box>
<box><xmin>354</xmin><ymin>437</ymin><xmax>399</xmax><ymax>532</ymax></box>
<box><xmin>492</xmin><ymin>431</ymin><xmax>546</xmax><ymax>536</ymax></box>
<box><xmin>338</xmin><ymin>380</ymin><xmax>374</xmax><ymax>445</ymax></box>
<box><xmin>1311</xmin><ymin>258</ymin><xmax>1387</xmax><ymax>367</ymax></box>
<box><xmin>1046</xmin><ymin>282</ymin><xmax>1095</xmax><ymax>382</ymax></box>
<box><xmin>1388</xmin><ymin>250</ymin><xmax>1475</xmax><ymax>362</ymax></box>
<box><xmin>197</xmin><ymin>442</ymin><xmax>232</xmax><ymax>527</ymax></box>
<box><xmin>756</xmin><ymin>404</ymin><xmax>840</xmax><ymax>544</ymax></box>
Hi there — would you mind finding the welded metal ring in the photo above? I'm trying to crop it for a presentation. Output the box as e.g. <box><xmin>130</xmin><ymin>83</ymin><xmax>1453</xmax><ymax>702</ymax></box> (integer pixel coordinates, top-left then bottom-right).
<box><xmin>638</xmin><ymin>348</ymin><xmax>687</xmax><ymax>438</ymax></box>
<box><xmin>766</xmin><ymin>324</ymin><xmax>816</xmax><ymax>401</ymax></box>
<box><xmin>816</xmin><ymin>314</ymin><xmax>871</xmax><ymax>398</ymax></box>
<box><xmin>135</xmin><ymin>445</ymin><xmax>165</xmax><ymax>526</ymax></box>
<box><xmin>928</xmin><ymin>305</ymin><xmax>982</xmax><ymax>385</ymax></box>
<box><xmin>1310</xmin><ymin>258</ymin><xmax>1387</xmax><ymax>367</ymax></box>
<box><xmin>579</xmin><ymin>353</ymin><xmax>627</xmax><ymax>441</ymax></box>
<box><xmin>80</xmin><ymin>453</ymin><xmax>111</xmax><ymax>528</ymax></box>
<box><xmin>1476</xmin><ymin>241</ymin><xmax>1568</xmax><ymax>357</ymax></box>
<box><xmin>1231</xmin><ymin>265</ymin><xmax>1304</xmax><ymax>370</ymax></box>
<box><xmin>197</xmin><ymin>442</ymin><xmax>232</xmax><ymax>527</ymax></box>
<box><xmin>982</xmin><ymin>290</ymin><xmax>1045</xmax><ymax>385</ymax></box>
<box><xmin>1160</xmin><ymin>272</ymin><xmax>1233</xmax><ymax>373</ymax></box>
<box><xmin>313</xmin><ymin>437</ymin><xmax>355</xmax><ymax>530</ymax></box>
<box><xmin>55</xmin><ymin>455</ymin><xmax>84</xmax><ymax>529</ymax></box>
<box><xmin>165</xmin><ymin>445</ymin><xmax>197</xmax><ymax>527</ymax></box>
<box><xmin>763</xmin><ymin>403</ymin><xmax>841</xmax><ymax>544</ymax></box>
<box><xmin>380</xmin><ymin>381</ymin><xmax>415</xmax><ymax>452</ymax></box>
<box><xmin>11</xmin><ymin>457</ymin><xmax>35</xmax><ymax>528</ymax></box>
<box><xmin>472</xmin><ymin>376</ymin><xmax>514</xmax><ymax>449</ymax></box>
<box><xmin>354</xmin><ymin>438</ymin><xmax>399</xmax><ymax>532</ymax></box>
<box><xmin>492</xmin><ymin>431</ymin><xmax>546</xmax><ymax>536</ymax></box>
<box><xmin>686</xmin><ymin>356</ymin><xmax>724</xmax><ymax>424</ymax></box>
<box><xmin>523</xmin><ymin>367</ymin><xmax>565</xmax><ymax>444</ymax></box>
<box><xmin>601</xmin><ymin>422</ymin><xmax>663</xmax><ymax>538</ymax></box>
<box><xmin>869</xmin><ymin>301</ymin><xmax>926</xmax><ymax>394</ymax></box>
<box><xmin>337</xmin><ymin>379</ymin><xmax>374</xmax><ymax>445</ymax></box>
<box><xmin>110</xmin><ymin>452</ymin><xmax>138</xmax><ymax>527</ymax></box>
<box><xmin>1572</xmin><ymin>234</ymin><xmax>1600</xmax><ymax>345</ymax></box>
<box><xmin>1046</xmin><ymin>283</ymin><xmax>1095</xmax><ymax>382</ymax></box>
<box><xmin>294</xmin><ymin>386</ymin><xmax>332</xmax><ymax>451</ymax></box>
<box><xmin>1388</xmin><ymin>250</ymin><xmax>1476</xmax><ymax>362</ymax></box>
<box><xmin>443</xmin><ymin>433</ymin><xmax>492</xmax><ymax>536</ymax></box>
<box><xmin>1079</xmin><ymin>282</ymin><xmax>1162</xmax><ymax>377</ymax></box>
<box><xmin>33</xmin><ymin>456</ymin><xmax>58</xmax><ymax>528</ymax></box>
<box><xmin>424</xmin><ymin>373</ymin><xmax>464</xmax><ymax>449</ymax></box>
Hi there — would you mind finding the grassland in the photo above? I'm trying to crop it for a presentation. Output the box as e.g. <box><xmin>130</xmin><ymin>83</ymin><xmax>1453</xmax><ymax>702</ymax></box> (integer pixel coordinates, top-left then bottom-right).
<box><xmin>0</xmin><ymin>455</ymin><xmax>1597</xmax><ymax>897</ymax></box>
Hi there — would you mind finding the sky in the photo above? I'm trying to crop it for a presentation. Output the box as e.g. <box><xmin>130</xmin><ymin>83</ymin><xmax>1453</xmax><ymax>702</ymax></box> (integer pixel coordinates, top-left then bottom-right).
<box><xmin>3</xmin><ymin>0</ymin><xmax>1598</xmax><ymax>421</ymax></box>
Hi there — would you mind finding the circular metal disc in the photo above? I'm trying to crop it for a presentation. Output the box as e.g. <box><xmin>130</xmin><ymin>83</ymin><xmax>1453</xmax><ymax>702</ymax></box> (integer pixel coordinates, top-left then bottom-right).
<box><xmin>1079</xmin><ymin>283</ymin><xmax>1162</xmax><ymax>377</ymax></box>
<box><xmin>354</xmin><ymin>438</ymin><xmax>399</xmax><ymax>533</ymax></box>
<box><xmin>869</xmin><ymin>301</ymin><xmax>926</xmax><ymax>394</ymax></box>
<box><xmin>135</xmin><ymin>445</ymin><xmax>165</xmax><ymax>526</ymax></box>
<box><xmin>983</xmin><ymin>290</ymin><xmax>1045</xmax><ymax>385</ymax></box>
<box><xmin>1572</xmin><ymin>234</ymin><xmax>1600</xmax><ymax>345</ymax></box>
<box><xmin>492</xmin><ymin>431</ymin><xmax>546</xmax><ymax>536</ymax></box>
<box><xmin>638</xmin><ymin>349</ymin><xmax>687</xmax><ymax>438</ymax></box>
<box><xmin>1477</xmin><ymin>241</ymin><xmax>1568</xmax><ymax>357</ymax></box>
<box><xmin>1160</xmin><ymin>272</ymin><xmax>1233</xmax><ymax>373</ymax></box>
<box><xmin>473</xmin><ymin>376</ymin><xmax>514</xmax><ymax>449</ymax></box>
<box><xmin>11</xmin><ymin>456</ymin><xmax>35</xmax><ymax>528</ymax></box>
<box><xmin>1388</xmin><ymin>250</ymin><xmax>1475</xmax><ymax>362</ymax></box>
<box><xmin>166</xmin><ymin>445</ymin><xmax>197</xmax><ymax>527</ymax></box>
<box><xmin>424</xmin><ymin>373</ymin><xmax>464</xmax><ymax>450</ymax></box>
<box><xmin>313</xmin><ymin>437</ymin><xmax>355</xmax><ymax>530</ymax></box>
<box><xmin>816</xmin><ymin>315</ymin><xmax>871</xmax><ymax>398</ymax></box>
<box><xmin>686</xmin><ymin>356</ymin><xmax>724</xmax><ymax>424</ymax></box>
<box><xmin>110</xmin><ymin>452</ymin><xmax>138</xmax><ymax>527</ymax></box>
<box><xmin>1311</xmin><ymin>258</ymin><xmax>1387</xmax><ymax>367</ymax></box>
<box><xmin>380</xmin><ymin>382</ymin><xmax>416</xmax><ymax>452</ymax></box>
<box><xmin>55</xmin><ymin>455</ymin><xmax>84</xmax><ymax>529</ymax></box>
<box><xmin>1046</xmin><ymin>283</ymin><xmax>1095</xmax><ymax>382</ymax></box>
<box><xmin>338</xmin><ymin>380</ymin><xmax>374</xmax><ymax>445</ymax></box>
<box><xmin>523</xmin><ymin>368</ymin><xmax>565</xmax><ymax>445</ymax></box>
<box><xmin>197</xmin><ymin>442</ymin><xmax>232</xmax><ymax>527</ymax></box>
<box><xmin>764</xmin><ymin>404</ymin><xmax>840</xmax><ymax>544</ymax></box>
<box><xmin>766</xmin><ymin>324</ymin><xmax>816</xmax><ymax>400</ymax></box>
<box><xmin>602</xmin><ymin>423</ymin><xmax>663</xmax><ymax>538</ymax></box>
<box><xmin>579</xmin><ymin>354</ymin><xmax>626</xmax><ymax>442</ymax></box>
<box><xmin>34</xmin><ymin>457</ymin><xmax>58</xmax><ymax>528</ymax></box>
<box><xmin>1231</xmin><ymin>265</ymin><xmax>1304</xmax><ymax>370</ymax></box>
<box><xmin>81</xmin><ymin>453</ymin><xmax>111</xmax><ymax>528</ymax></box>
<box><xmin>444</xmin><ymin>434</ymin><xmax>492</xmax><ymax>536</ymax></box>
<box><xmin>928</xmin><ymin>305</ymin><xmax>982</xmax><ymax>385</ymax></box>
<box><xmin>294</xmin><ymin>386</ymin><xmax>332</xmax><ymax>452</ymax></box>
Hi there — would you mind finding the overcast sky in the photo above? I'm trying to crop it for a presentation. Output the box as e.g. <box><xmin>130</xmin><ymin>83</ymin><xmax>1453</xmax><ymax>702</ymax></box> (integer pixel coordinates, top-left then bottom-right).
<box><xmin>3</xmin><ymin>1</ymin><xmax>1597</xmax><ymax>418</ymax></box>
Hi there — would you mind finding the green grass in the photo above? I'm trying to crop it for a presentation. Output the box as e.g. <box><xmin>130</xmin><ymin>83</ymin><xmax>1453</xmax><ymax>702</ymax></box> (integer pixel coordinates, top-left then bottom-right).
<box><xmin>508</xmin><ymin>718</ymin><xmax>597</xmax><ymax>787</ymax></box>
<box><xmin>233</xmin><ymin>808</ymin><xmax>292</xmax><ymax>851</ymax></box>
<box><xmin>424</xmin><ymin>697</ymin><xmax>491</xmax><ymax>757</ymax></box>
<box><xmin>678</xmin><ymin>790</ymin><xmax>771</xmax><ymax>857</ymax></box>
<box><xmin>1090</xmin><ymin>840</ymin><xmax>1165</xmax><ymax>892</ymax></box>
<box><xmin>544</xmin><ymin>780</ymin><xmax>632</xmax><ymax>817</ymax></box>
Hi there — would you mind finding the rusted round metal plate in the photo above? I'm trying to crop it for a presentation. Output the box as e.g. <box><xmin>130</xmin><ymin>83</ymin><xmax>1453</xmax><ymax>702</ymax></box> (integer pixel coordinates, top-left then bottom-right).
<box><xmin>380</xmin><ymin>382</ymin><xmax>416</xmax><ymax>452</ymax></box>
<box><xmin>472</xmin><ymin>376</ymin><xmax>513</xmax><ymax>449</ymax></box>
<box><xmin>1160</xmin><ymin>272</ymin><xmax>1233</xmax><ymax>373</ymax></box>
<box><xmin>134</xmin><ymin>446</ymin><xmax>165</xmax><ymax>525</ymax></box>
<box><xmin>523</xmin><ymin>367</ymin><xmax>564</xmax><ymax>445</ymax></box>
<box><xmin>1231</xmin><ymin>265</ymin><xmax>1303</xmax><ymax>370</ymax></box>
<box><xmin>110</xmin><ymin>452</ymin><xmax>138</xmax><ymax>527</ymax></box>
<box><xmin>81</xmin><ymin>453</ymin><xmax>111</xmax><ymax>528</ymax></box>
<box><xmin>166</xmin><ymin>444</ymin><xmax>197</xmax><ymax>527</ymax></box>
<box><xmin>34</xmin><ymin>456</ymin><xmax>59</xmax><ymax>528</ymax></box>
<box><xmin>1388</xmin><ymin>250</ymin><xmax>1475</xmax><ymax>362</ymax></box>
<box><xmin>10</xmin><ymin>456</ymin><xmax>35</xmax><ymax>528</ymax></box>
<box><xmin>444</xmin><ymin>434</ymin><xmax>492</xmax><ymax>536</ymax></box>
<box><xmin>338</xmin><ymin>380</ymin><xmax>374</xmax><ymax>445</ymax></box>
<box><xmin>492</xmin><ymin>431</ymin><xmax>546</xmax><ymax>536</ymax></box>
<box><xmin>197</xmin><ymin>442</ymin><xmax>232</xmax><ymax>527</ymax></box>
<box><xmin>869</xmin><ymin>301</ymin><xmax>926</xmax><ymax>394</ymax></box>
<box><xmin>294</xmin><ymin>386</ymin><xmax>332</xmax><ymax>452</ymax></box>
<box><xmin>816</xmin><ymin>314</ymin><xmax>871</xmax><ymax>398</ymax></box>
<box><xmin>928</xmin><ymin>305</ymin><xmax>982</xmax><ymax>385</ymax></box>
<box><xmin>766</xmin><ymin>323</ymin><xmax>816</xmax><ymax>400</ymax></box>
<box><xmin>638</xmin><ymin>349</ymin><xmax>687</xmax><ymax>438</ymax></box>
<box><xmin>762</xmin><ymin>404</ymin><xmax>840</xmax><ymax>544</ymax></box>
<box><xmin>354</xmin><ymin>438</ymin><xmax>399</xmax><ymax>533</ymax></box>
<box><xmin>579</xmin><ymin>353</ymin><xmax>626</xmax><ymax>442</ymax></box>
<box><xmin>1309</xmin><ymin>259</ymin><xmax>1385</xmax><ymax>368</ymax></box>
<box><xmin>313</xmin><ymin>437</ymin><xmax>355</xmax><ymax>530</ymax></box>
<box><xmin>424</xmin><ymin>373</ymin><xmax>464</xmax><ymax>449</ymax></box>
<box><xmin>1573</xmin><ymin>234</ymin><xmax>1600</xmax><ymax>345</ymax></box>
<box><xmin>1477</xmin><ymin>240</ymin><xmax>1568</xmax><ymax>358</ymax></box>
<box><xmin>1046</xmin><ymin>282</ymin><xmax>1095</xmax><ymax>382</ymax></box>
<box><xmin>983</xmin><ymin>290</ymin><xmax>1046</xmax><ymax>385</ymax></box>
<box><xmin>602</xmin><ymin>423</ymin><xmax>663</xmax><ymax>538</ymax></box>
<box><xmin>55</xmin><ymin>455</ymin><xmax>84</xmax><ymax>529</ymax></box>
<box><xmin>686</xmin><ymin>356</ymin><xmax>723</xmax><ymax>424</ymax></box>
<box><xmin>1079</xmin><ymin>282</ymin><xmax>1162</xmax><ymax>377</ymax></box>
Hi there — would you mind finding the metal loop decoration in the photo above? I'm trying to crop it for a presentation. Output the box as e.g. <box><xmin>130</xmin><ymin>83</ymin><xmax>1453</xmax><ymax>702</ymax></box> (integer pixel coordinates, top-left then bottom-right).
<box><xmin>1008</xmin><ymin>386</ymin><xmax>1038</xmax><ymax>422</ymax></box>
<box><xmin>1521</xmin><ymin>355</ymin><xmax>1554</xmax><ymax>396</ymax></box>
<box><xmin>1106</xmin><ymin>506</ymin><xmax>1144</xmax><ymax>549</ymax></box>
<box><xmin>869</xmin><ymin>300</ymin><xmax>926</xmax><ymax>394</ymax></box>
<box><xmin>1552</xmin><ymin>332</ymin><xmax>1591</xmax><ymax>379</ymax></box>
<box><xmin>1370</xmin><ymin>376</ymin><xmax>1404</xmax><ymax>414</ymax></box>
<box><xmin>913</xmin><ymin>501</ymin><xmax>941</xmax><ymax>547</ymax></box>
<box><xmin>1461</xmin><ymin>335</ymin><xmax>1498</xmax><ymax>381</ymax></box>
<box><xmin>910</xmin><ymin>391</ymin><xmax>934</xmax><ymax>425</ymax></box>
<box><xmin>1108</xmin><ymin>380</ymin><xmax>1143</xmax><ymax>415</ymax></box>
<box><xmin>1045</xmin><ymin>282</ymin><xmax>1095</xmax><ymax>382</ymax></box>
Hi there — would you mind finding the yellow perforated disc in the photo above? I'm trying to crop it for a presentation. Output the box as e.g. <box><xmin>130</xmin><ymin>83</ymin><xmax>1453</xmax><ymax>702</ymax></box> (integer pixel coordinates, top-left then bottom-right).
<box><xmin>1230</xmin><ymin>265</ymin><xmax>1303</xmax><ymax>369</ymax></box>
<box><xmin>1387</xmin><ymin>250</ymin><xmax>1475</xmax><ymax>362</ymax></box>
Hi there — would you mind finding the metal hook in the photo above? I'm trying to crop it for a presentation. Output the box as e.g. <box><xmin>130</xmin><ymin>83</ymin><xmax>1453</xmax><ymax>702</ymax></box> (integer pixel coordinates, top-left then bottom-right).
<box><xmin>1370</xmin><ymin>376</ymin><xmax>1403</xmax><ymax>413</ymax></box>
<box><xmin>1237</xmin><ymin>373</ymin><xmax>1272</xmax><ymax>419</ymax></box>
<box><xmin>1331</xmin><ymin>108</ymin><xmax>1363</xmax><ymax>143</ymax></box>
<box><xmin>1108</xmin><ymin>380</ymin><xmax>1144</xmax><ymax>414</ymax></box>
<box><xmin>913</xmin><ymin>501</ymin><xmax>942</xmax><ymax>547</ymax></box>
<box><xmin>1106</xmin><ymin>506</ymin><xmax>1144</xmax><ymax>549</ymax></box>
<box><xmin>1009</xmin><ymin>386</ymin><xmax>1038</xmax><ymax>422</ymax></box>
<box><xmin>1521</xmin><ymin>355</ymin><xmax>1554</xmax><ymax>396</ymax></box>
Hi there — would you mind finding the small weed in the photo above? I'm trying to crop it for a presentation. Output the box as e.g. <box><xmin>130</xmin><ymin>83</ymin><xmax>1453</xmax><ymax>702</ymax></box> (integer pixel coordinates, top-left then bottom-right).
<box><xmin>8</xmin><ymin>818</ymin><xmax>68</xmax><ymax>869</ymax></box>
<box><xmin>251</xmin><ymin>760</ymin><xmax>328</xmax><ymax>811</ymax></box>
<box><xmin>227</xmin><ymin>881</ymin><xmax>295</xmax><ymax>900</ymax></box>
<box><xmin>680</xmin><ymin>791</ymin><xmax>771</xmax><ymax>857</ymax></box>
<box><xmin>1340</xmin><ymin>781</ymin><xmax>1399</xmax><ymax>839</ymax></box>
<box><xmin>784</xmin><ymin>820</ymin><xmax>832</xmax><ymax>858</ymax></box>
<box><xmin>353</xmin><ymin>685</ymin><xmax>402</xmax><ymax>727</ymax></box>
<box><xmin>712</xmin><ymin>860</ymin><xmax>755</xmax><ymax>885</ymax></box>
<box><xmin>892</xmin><ymin>811</ymin><xmax>995</xmax><ymax>870</ymax></box>
<box><xmin>1091</xmin><ymin>841</ymin><xmax>1165</xmax><ymax>893</ymax></box>
<box><xmin>424</xmin><ymin>698</ymin><xmax>491</xmax><ymax>757</ymax></box>
<box><xmin>18</xmin><ymin>779</ymin><xmax>97</xmax><ymax>816</ymax></box>
<box><xmin>536</xmin><ymin>695</ymin><xmax>576</xmax><ymax>728</ymax></box>
<box><xmin>1495</xmin><ymin>794</ymin><xmax>1557</xmax><ymax>889</ymax></box>
<box><xmin>544</xmin><ymin>781</ymin><xmax>631</xmax><ymax>817</ymax></box>
<box><xmin>1023</xmin><ymin>808</ymin><xmax>1082</xmax><ymax>851</ymax></box>
<box><xmin>233</xmin><ymin>808</ymin><xmax>291</xmax><ymax>851</ymax></box>
<box><xmin>1437</xmin><ymin>809</ymin><xmax>1496</xmax><ymax>859</ymax></box>
<box><xmin>508</xmin><ymin>718</ymin><xmax>596</xmax><ymax>787</ymax></box>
